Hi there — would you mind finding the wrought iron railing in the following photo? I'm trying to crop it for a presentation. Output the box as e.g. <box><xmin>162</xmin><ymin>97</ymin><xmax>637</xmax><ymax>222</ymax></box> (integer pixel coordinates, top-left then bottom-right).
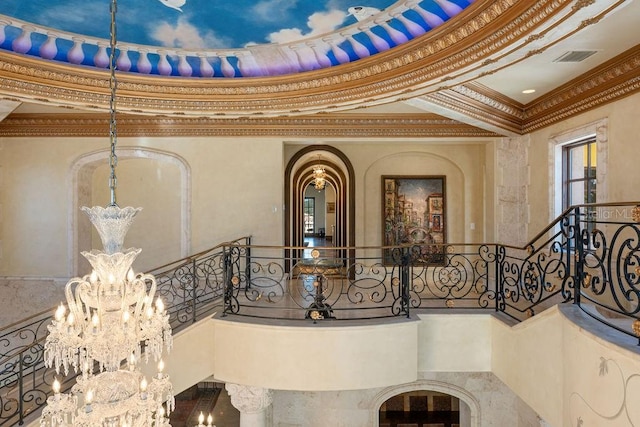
<box><xmin>220</xmin><ymin>203</ymin><xmax>640</xmax><ymax>333</ymax></box>
<box><xmin>3</xmin><ymin>202</ymin><xmax>640</xmax><ymax>424</ymax></box>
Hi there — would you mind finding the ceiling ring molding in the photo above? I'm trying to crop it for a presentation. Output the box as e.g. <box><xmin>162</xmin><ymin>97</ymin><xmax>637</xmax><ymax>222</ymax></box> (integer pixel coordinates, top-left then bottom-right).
<box><xmin>0</xmin><ymin>113</ymin><xmax>500</xmax><ymax>138</ymax></box>
<box><xmin>0</xmin><ymin>0</ymin><xmax>577</xmax><ymax>117</ymax></box>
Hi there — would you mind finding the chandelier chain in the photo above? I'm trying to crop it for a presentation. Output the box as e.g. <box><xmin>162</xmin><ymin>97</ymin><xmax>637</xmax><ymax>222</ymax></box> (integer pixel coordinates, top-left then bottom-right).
<box><xmin>108</xmin><ymin>0</ymin><xmax>118</xmax><ymax>207</ymax></box>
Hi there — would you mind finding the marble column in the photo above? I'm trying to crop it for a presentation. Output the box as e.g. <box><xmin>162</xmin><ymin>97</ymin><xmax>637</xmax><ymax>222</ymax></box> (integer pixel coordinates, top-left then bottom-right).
<box><xmin>225</xmin><ymin>383</ymin><xmax>273</xmax><ymax>427</ymax></box>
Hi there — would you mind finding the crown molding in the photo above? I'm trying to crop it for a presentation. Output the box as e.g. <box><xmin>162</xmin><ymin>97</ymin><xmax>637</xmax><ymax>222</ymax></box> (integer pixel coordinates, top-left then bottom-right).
<box><xmin>0</xmin><ymin>113</ymin><xmax>499</xmax><ymax>138</ymax></box>
<box><xmin>522</xmin><ymin>43</ymin><xmax>640</xmax><ymax>133</ymax></box>
<box><xmin>416</xmin><ymin>43</ymin><xmax>640</xmax><ymax>135</ymax></box>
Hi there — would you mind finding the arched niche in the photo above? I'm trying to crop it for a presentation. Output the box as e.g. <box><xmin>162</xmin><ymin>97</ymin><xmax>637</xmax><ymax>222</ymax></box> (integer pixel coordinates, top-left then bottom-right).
<box><xmin>68</xmin><ymin>147</ymin><xmax>191</xmax><ymax>275</ymax></box>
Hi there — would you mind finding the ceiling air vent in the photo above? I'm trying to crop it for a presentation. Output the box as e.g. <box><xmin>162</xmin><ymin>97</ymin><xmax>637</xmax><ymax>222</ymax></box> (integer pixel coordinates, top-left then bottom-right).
<box><xmin>553</xmin><ymin>50</ymin><xmax>598</xmax><ymax>63</ymax></box>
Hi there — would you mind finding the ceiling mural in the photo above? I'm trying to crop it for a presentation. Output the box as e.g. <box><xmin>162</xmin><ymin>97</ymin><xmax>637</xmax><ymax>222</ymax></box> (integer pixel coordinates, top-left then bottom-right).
<box><xmin>0</xmin><ymin>0</ymin><xmax>473</xmax><ymax>77</ymax></box>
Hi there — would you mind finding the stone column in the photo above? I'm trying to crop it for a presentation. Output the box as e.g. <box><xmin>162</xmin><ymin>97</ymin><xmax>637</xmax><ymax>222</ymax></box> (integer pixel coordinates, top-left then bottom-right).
<box><xmin>225</xmin><ymin>383</ymin><xmax>273</xmax><ymax>427</ymax></box>
<box><xmin>496</xmin><ymin>135</ymin><xmax>530</xmax><ymax>246</ymax></box>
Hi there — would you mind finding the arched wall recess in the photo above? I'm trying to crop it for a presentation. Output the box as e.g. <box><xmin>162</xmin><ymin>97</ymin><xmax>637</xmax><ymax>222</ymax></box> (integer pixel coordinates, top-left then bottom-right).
<box><xmin>362</xmin><ymin>150</ymin><xmax>473</xmax><ymax>247</ymax></box>
<box><xmin>68</xmin><ymin>147</ymin><xmax>191</xmax><ymax>275</ymax></box>
<box><xmin>369</xmin><ymin>380</ymin><xmax>480</xmax><ymax>427</ymax></box>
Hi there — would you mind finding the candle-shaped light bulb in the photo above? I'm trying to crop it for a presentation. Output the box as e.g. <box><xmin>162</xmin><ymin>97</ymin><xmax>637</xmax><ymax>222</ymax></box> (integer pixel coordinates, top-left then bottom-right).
<box><xmin>158</xmin><ymin>359</ymin><xmax>165</xmax><ymax>377</ymax></box>
<box><xmin>146</xmin><ymin>306</ymin><xmax>154</xmax><ymax>319</ymax></box>
<box><xmin>108</xmin><ymin>273</ymin><xmax>115</xmax><ymax>285</ymax></box>
<box><xmin>140</xmin><ymin>377</ymin><xmax>148</xmax><ymax>400</ymax></box>
<box><xmin>55</xmin><ymin>304</ymin><xmax>66</xmax><ymax>322</ymax></box>
<box><xmin>198</xmin><ymin>412</ymin><xmax>205</xmax><ymax>424</ymax></box>
<box><xmin>89</xmin><ymin>270</ymin><xmax>98</xmax><ymax>284</ymax></box>
<box><xmin>67</xmin><ymin>312</ymin><xmax>75</xmax><ymax>325</ymax></box>
<box><xmin>85</xmin><ymin>388</ymin><xmax>93</xmax><ymax>413</ymax></box>
<box><xmin>156</xmin><ymin>298</ymin><xmax>165</xmax><ymax>313</ymax></box>
<box><xmin>207</xmin><ymin>414</ymin><xmax>213</xmax><ymax>426</ymax></box>
<box><xmin>158</xmin><ymin>406</ymin><xmax>165</xmax><ymax>417</ymax></box>
<box><xmin>52</xmin><ymin>378</ymin><xmax>61</xmax><ymax>394</ymax></box>
<box><xmin>91</xmin><ymin>312</ymin><xmax>99</xmax><ymax>333</ymax></box>
<box><xmin>123</xmin><ymin>310</ymin><xmax>130</xmax><ymax>324</ymax></box>
<box><xmin>127</xmin><ymin>268</ymin><xmax>135</xmax><ymax>281</ymax></box>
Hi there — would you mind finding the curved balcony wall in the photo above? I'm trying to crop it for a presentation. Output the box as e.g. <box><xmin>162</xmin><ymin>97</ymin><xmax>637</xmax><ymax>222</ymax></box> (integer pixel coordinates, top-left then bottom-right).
<box><xmin>0</xmin><ymin>0</ymin><xmax>471</xmax><ymax>78</ymax></box>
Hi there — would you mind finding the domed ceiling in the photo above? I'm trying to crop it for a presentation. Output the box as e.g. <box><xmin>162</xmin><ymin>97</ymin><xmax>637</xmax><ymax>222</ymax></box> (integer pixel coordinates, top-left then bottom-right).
<box><xmin>0</xmin><ymin>0</ymin><xmax>472</xmax><ymax>77</ymax></box>
<box><xmin>0</xmin><ymin>0</ymin><xmax>638</xmax><ymax>136</ymax></box>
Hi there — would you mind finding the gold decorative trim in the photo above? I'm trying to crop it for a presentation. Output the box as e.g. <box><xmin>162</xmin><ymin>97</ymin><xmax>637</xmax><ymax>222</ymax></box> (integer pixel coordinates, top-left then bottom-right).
<box><xmin>0</xmin><ymin>1</ymin><xmax>636</xmax><ymax>135</ymax></box>
<box><xmin>0</xmin><ymin>113</ymin><xmax>500</xmax><ymax>138</ymax></box>
<box><xmin>418</xmin><ymin>44</ymin><xmax>640</xmax><ymax>135</ymax></box>
<box><xmin>0</xmin><ymin>0</ymin><xmax>570</xmax><ymax>117</ymax></box>
<box><xmin>523</xmin><ymin>44</ymin><xmax>640</xmax><ymax>133</ymax></box>
<box><xmin>422</xmin><ymin>83</ymin><xmax>525</xmax><ymax>134</ymax></box>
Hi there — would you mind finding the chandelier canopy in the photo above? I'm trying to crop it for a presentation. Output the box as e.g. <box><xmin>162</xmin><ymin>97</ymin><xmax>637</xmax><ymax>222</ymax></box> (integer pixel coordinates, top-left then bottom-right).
<box><xmin>40</xmin><ymin>0</ymin><xmax>174</xmax><ymax>425</ymax></box>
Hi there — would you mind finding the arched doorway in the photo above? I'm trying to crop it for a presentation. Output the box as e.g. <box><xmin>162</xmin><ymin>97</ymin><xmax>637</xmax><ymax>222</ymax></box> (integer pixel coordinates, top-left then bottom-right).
<box><xmin>284</xmin><ymin>145</ymin><xmax>355</xmax><ymax>253</ymax></box>
<box><xmin>379</xmin><ymin>390</ymin><xmax>464</xmax><ymax>427</ymax></box>
<box><xmin>371</xmin><ymin>381</ymin><xmax>479</xmax><ymax>427</ymax></box>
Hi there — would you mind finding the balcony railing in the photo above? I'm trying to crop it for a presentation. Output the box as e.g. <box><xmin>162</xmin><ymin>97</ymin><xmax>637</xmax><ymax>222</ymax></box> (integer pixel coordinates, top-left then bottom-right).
<box><xmin>2</xmin><ymin>203</ymin><xmax>640</xmax><ymax>425</ymax></box>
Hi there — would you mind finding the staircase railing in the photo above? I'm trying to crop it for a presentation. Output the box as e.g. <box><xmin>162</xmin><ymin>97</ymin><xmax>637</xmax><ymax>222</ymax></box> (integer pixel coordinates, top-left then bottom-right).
<box><xmin>2</xmin><ymin>202</ymin><xmax>640</xmax><ymax>425</ymax></box>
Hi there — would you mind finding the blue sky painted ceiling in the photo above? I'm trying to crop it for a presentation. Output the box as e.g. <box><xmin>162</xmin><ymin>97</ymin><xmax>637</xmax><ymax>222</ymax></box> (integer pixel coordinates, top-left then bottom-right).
<box><xmin>0</xmin><ymin>0</ymin><xmax>473</xmax><ymax>77</ymax></box>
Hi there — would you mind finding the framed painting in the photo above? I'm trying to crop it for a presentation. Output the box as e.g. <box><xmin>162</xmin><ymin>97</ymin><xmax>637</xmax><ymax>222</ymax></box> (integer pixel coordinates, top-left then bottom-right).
<box><xmin>382</xmin><ymin>176</ymin><xmax>446</xmax><ymax>264</ymax></box>
<box><xmin>326</xmin><ymin>202</ymin><xmax>335</xmax><ymax>214</ymax></box>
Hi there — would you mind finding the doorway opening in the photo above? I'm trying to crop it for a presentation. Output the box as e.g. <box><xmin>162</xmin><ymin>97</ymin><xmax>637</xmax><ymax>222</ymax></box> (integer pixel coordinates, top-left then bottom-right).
<box><xmin>379</xmin><ymin>390</ymin><xmax>462</xmax><ymax>427</ymax></box>
<box><xmin>285</xmin><ymin>145</ymin><xmax>354</xmax><ymax>252</ymax></box>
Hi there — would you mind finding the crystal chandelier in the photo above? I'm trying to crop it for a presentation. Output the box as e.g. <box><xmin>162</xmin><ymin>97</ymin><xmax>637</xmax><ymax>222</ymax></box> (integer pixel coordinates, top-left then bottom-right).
<box><xmin>312</xmin><ymin>164</ymin><xmax>326</xmax><ymax>190</ymax></box>
<box><xmin>39</xmin><ymin>0</ymin><xmax>174</xmax><ymax>425</ymax></box>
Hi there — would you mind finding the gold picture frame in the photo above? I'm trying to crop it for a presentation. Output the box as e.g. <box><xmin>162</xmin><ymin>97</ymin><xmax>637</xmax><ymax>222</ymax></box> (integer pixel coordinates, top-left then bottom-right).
<box><xmin>382</xmin><ymin>175</ymin><xmax>446</xmax><ymax>265</ymax></box>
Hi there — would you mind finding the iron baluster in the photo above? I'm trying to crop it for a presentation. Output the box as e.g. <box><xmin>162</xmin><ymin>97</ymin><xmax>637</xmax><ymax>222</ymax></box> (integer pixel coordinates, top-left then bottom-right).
<box><xmin>192</xmin><ymin>257</ymin><xmax>197</xmax><ymax>324</ymax></box>
<box><xmin>573</xmin><ymin>206</ymin><xmax>583</xmax><ymax>306</ymax></box>
<box><xmin>18</xmin><ymin>351</ymin><xmax>24</xmax><ymax>425</ymax></box>
<box><xmin>495</xmin><ymin>245</ymin><xmax>500</xmax><ymax>313</ymax></box>
<box><xmin>222</xmin><ymin>247</ymin><xmax>233</xmax><ymax>316</ymax></box>
<box><xmin>401</xmin><ymin>246</ymin><xmax>411</xmax><ymax>318</ymax></box>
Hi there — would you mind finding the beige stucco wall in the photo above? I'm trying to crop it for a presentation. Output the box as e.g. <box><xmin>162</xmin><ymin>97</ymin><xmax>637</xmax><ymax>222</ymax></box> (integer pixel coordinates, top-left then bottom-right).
<box><xmin>1</xmin><ymin>136</ymin><xmax>493</xmax><ymax>279</ymax></box>
<box><xmin>146</xmin><ymin>307</ymin><xmax>640</xmax><ymax>426</ymax></box>
<box><xmin>0</xmin><ymin>136</ymin><xmax>284</xmax><ymax>277</ymax></box>
<box><xmin>527</xmin><ymin>91</ymin><xmax>640</xmax><ymax>238</ymax></box>
<box><xmin>285</xmin><ymin>140</ymin><xmax>493</xmax><ymax>248</ymax></box>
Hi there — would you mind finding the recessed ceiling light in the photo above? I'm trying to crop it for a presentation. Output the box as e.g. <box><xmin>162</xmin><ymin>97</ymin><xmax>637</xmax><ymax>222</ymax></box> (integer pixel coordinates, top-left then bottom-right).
<box><xmin>522</xmin><ymin>89</ymin><xmax>536</xmax><ymax>94</ymax></box>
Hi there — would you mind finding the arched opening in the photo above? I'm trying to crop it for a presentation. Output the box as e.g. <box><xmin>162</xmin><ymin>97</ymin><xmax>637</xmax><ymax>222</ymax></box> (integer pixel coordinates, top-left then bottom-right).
<box><xmin>379</xmin><ymin>390</ymin><xmax>465</xmax><ymax>427</ymax></box>
<box><xmin>371</xmin><ymin>381</ymin><xmax>479</xmax><ymax>427</ymax></box>
<box><xmin>285</xmin><ymin>145</ymin><xmax>355</xmax><ymax>254</ymax></box>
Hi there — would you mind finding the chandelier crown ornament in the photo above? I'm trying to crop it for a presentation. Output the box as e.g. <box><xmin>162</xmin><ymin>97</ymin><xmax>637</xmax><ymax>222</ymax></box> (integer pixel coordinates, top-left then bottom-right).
<box><xmin>40</xmin><ymin>0</ymin><xmax>174</xmax><ymax>425</ymax></box>
<box><xmin>81</xmin><ymin>206</ymin><xmax>142</xmax><ymax>254</ymax></box>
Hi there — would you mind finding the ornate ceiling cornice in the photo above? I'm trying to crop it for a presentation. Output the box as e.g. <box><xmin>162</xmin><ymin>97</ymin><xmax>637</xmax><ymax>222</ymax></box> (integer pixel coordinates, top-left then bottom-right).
<box><xmin>522</xmin><ymin>43</ymin><xmax>640</xmax><ymax>133</ymax></box>
<box><xmin>0</xmin><ymin>0</ymin><xmax>572</xmax><ymax>117</ymax></box>
<box><xmin>416</xmin><ymin>43</ymin><xmax>640</xmax><ymax>135</ymax></box>
<box><xmin>0</xmin><ymin>113</ymin><xmax>499</xmax><ymax>138</ymax></box>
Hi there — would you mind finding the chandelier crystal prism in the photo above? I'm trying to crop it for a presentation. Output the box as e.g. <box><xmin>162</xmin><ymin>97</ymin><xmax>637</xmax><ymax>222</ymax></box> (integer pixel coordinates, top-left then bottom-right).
<box><xmin>39</xmin><ymin>0</ymin><xmax>174</xmax><ymax>425</ymax></box>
